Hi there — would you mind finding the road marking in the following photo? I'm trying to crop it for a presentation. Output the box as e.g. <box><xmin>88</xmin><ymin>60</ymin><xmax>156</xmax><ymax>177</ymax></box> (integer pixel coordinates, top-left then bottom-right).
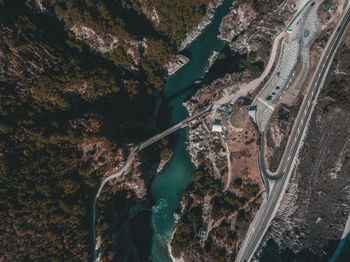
<box><xmin>236</xmin><ymin>10</ymin><xmax>350</xmax><ymax>262</ymax></box>
<box><xmin>257</xmin><ymin>97</ymin><xmax>275</xmax><ymax>111</ymax></box>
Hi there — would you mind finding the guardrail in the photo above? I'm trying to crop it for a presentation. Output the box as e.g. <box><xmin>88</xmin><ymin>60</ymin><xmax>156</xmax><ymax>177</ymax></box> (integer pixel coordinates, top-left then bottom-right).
<box><xmin>285</xmin><ymin>0</ymin><xmax>315</xmax><ymax>32</ymax></box>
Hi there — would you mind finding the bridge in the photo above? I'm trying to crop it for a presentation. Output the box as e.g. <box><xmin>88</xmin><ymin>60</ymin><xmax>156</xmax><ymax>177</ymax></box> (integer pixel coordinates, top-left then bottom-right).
<box><xmin>94</xmin><ymin>104</ymin><xmax>212</xmax><ymax>261</ymax></box>
<box><xmin>136</xmin><ymin>104</ymin><xmax>212</xmax><ymax>151</ymax></box>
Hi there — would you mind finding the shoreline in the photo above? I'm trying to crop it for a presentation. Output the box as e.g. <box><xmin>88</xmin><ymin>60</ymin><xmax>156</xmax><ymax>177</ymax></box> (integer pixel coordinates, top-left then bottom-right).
<box><xmin>179</xmin><ymin>0</ymin><xmax>225</xmax><ymax>51</ymax></box>
<box><xmin>166</xmin><ymin>0</ymin><xmax>225</xmax><ymax>76</ymax></box>
<box><xmin>167</xmin><ymin>223</ymin><xmax>185</xmax><ymax>262</ymax></box>
<box><xmin>156</xmin><ymin>154</ymin><xmax>173</xmax><ymax>173</ymax></box>
<box><xmin>149</xmin><ymin>0</ymin><xmax>236</xmax><ymax>261</ymax></box>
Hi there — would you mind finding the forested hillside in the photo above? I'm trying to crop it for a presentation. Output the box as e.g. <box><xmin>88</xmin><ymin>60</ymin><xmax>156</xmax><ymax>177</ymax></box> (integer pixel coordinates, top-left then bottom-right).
<box><xmin>0</xmin><ymin>0</ymin><xmax>214</xmax><ymax>260</ymax></box>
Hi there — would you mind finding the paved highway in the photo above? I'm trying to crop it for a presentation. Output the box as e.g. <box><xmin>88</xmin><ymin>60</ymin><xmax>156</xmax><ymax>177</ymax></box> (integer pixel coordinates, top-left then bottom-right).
<box><xmin>236</xmin><ymin>5</ymin><xmax>350</xmax><ymax>262</ymax></box>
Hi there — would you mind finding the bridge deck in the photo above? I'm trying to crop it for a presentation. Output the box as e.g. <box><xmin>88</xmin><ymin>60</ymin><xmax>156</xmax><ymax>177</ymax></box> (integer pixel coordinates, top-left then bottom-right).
<box><xmin>137</xmin><ymin>105</ymin><xmax>212</xmax><ymax>151</ymax></box>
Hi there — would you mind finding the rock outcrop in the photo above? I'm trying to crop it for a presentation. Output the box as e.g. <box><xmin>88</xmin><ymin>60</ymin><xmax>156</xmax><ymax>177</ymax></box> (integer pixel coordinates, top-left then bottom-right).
<box><xmin>70</xmin><ymin>25</ymin><xmax>119</xmax><ymax>54</ymax></box>
<box><xmin>218</xmin><ymin>1</ymin><xmax>256</xmax><ymax>42</ymax></box>
<box><xmin>179</xmin><ymin>0</ymin><xmax>224</xmax><ymax>51</ymax></box>
<box><xmin>219</xmin><ymin>0</ymin><xmax>293</xmax><ymax>65</ymax></box>
<box><xmin>167</xmin><ymin>55</ymin><xmax>190</xmax><ymax>75</ymax></box>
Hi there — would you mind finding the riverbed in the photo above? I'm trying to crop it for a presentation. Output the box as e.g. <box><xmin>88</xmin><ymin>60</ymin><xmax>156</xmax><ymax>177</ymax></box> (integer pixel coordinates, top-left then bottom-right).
<box><xmin>149</xmin><ymin>0</ymin><xmax>234</xmax><ymax>261</ymax></box>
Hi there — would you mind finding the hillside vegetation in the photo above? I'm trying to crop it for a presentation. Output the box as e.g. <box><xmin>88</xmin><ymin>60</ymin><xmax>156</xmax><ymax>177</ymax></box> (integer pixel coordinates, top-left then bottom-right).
<box><xmin>0</xmin><ymin>0</ymin><xmax>214</xmax><ymax>260</ymax></box>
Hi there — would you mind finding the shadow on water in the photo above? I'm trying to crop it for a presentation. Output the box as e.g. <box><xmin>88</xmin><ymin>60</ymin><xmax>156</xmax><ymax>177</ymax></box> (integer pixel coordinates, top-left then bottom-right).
<box><xmin>148</xmin><ymin>0</ymin><xmax>236</xmax><ymax>261</ymax></box>
<box><xmin>160</xmin><ymin>44</ymin><xmax>265</xmax><ymax>111</ymax></box>
<box><xmin>329</xmin><ymin>233</ymin><xmax>350</xmax><ymax>262</ymax></box>
<box><xmin>201</xmin><ymin>45</ymin><xmax>244</xmax><ymax>84</ymax></box>
<box><xmin>157</xmin><ymin>46</ymin><xmax>251</xmax><ymax>126</ymax></box>
<box><xmin>127</xmin><ymin>210</ymin><xmax>153</xmax><ymax>262</ymax></box>
<box><xmin>160</xmin><ymin>81</ymin><xmax>202</xmax><ymax>106</ymax></box>
<box><xmin>156</xmin><ymin>83</ymin><xmax>203</xmax><ymax>131</ymax></box>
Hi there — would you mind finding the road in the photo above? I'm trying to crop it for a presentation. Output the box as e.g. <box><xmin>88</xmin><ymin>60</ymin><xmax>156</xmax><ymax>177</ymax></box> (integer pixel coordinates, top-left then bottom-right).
<box><xmin>236</xmin><ymin>4</ymin><xmax>350</xmax><ymax>262</ymax></box>
<box><xmin>92</xmin><ymin>148</ymin><xmax>136</xmax><ymax>262</ymax></box>
<box><xmin>92</xmin><ymin>104</ymin><xmax>212</xmax><ymax>261</ymax></box>
<box><xmin>137</xmin><ymin>105</ymin><xmax>212</xmax><ymax>150</ymax></box>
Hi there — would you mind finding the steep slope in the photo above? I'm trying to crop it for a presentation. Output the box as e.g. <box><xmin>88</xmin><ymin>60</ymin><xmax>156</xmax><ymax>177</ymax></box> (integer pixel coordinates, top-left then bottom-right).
<box><xmin>0</xmin><ymin>0</ymin><xmax>216</xmax><ymax>261</ymax></box>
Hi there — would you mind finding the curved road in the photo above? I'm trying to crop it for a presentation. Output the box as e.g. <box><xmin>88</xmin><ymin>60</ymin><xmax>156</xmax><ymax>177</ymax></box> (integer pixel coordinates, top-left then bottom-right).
<box><xmin>236</xmin><ymin>5</ymin><xmax>350</xmax><ymax>262</ymax></box>
<box><xmin>92</xmin><ymin>105</ymin><xmax>212</xmax><ymax>261</ymax></box>
<box><xmin>92</xmin><ymin>148</ymin><xmax>136</xmax><ymax>261</ymax></box>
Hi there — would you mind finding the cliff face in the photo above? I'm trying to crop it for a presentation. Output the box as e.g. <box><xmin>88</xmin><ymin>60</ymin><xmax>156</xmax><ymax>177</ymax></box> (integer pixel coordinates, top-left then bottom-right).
<box><xmin>219</xmin><ymin>0</ymin><xmax>293</xmax><ymax>65</ymax></box>
<box><xmin>218</xmin><ymin>0</ymin><xmax>256</xmax><ymax>43</ymax></box>
<box><xmin>256</xmin><ymin>24</ymin><xmax>350</xmax><ymax>262</ymax></box>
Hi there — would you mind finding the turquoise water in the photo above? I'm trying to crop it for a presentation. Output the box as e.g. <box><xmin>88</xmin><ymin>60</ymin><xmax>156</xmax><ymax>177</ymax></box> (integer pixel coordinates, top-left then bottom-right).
<box><xmin>329</xmin><ymin>233</ymin><xmax>350</xmax><ymax>262</ymax></box>
<box><xmin>149</xmin><ymin>0</ymin><xmax>234</xmax><ymax>261</ymax></box>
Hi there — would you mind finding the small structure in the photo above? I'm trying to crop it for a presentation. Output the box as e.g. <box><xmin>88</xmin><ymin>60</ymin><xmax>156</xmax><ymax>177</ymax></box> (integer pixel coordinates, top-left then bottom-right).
<box><xmin>212</xmin><ymin>119</ymin><xmax>223</xmax><ymax>132</ymax></box>
<box><xmin>167</xmin><ymin>55</ymin><xmax>190</xmax><ymax>75</ymax></box>
<box><xmin>198</xmin><ymin>228</ymin><xmax>207</xmax><ymax>238</ymax></box>
<box><xmin>284</xmin><ymin>32</ymin><xmax>290</xmax><ymax>43</ymax></box>
<box><xmin>248</xmin><ymin>106</ymin><xmax>257</xmax><ymax>120</ymax></box>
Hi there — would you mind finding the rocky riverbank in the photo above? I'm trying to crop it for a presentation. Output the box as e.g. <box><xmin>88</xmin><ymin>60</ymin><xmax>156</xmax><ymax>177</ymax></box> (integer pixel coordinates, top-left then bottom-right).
<box><xmin>183</xmin><ymin>0</ymin><xmax>295</xmax><ymax>169</ymax></box>
<box><xmin>179</xmin><ymin>0</ymin><xmax>224</xmax><ymax>51</ymax></box>
<box><xmin>218</xmin><ymin>0</ymin><xmax>293</xmax><ymax>65</ymax></box>
<box><xmin>167</xmin><ymin>55</ymin><xmax>190</xmax><ymax>75</ymax></box>
<box><xmin>168</xmin><ymin>1</ymin><xmax>298</xmax><ymax>261</ymax></box>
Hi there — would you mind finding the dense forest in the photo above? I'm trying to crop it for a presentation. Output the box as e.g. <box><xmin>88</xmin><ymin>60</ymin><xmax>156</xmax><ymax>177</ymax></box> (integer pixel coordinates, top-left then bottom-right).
<box><xmin>0</xmin><ymin>0</ymin><xmax>214</xmax><ymax>260</ymax></box>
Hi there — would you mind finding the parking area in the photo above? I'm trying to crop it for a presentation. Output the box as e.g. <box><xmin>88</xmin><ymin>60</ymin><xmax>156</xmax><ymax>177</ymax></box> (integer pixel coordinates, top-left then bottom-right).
<box><xmin>252</xmin><ymin>1</ymin><xmax>321</xmax><ymax>132</ymax></box>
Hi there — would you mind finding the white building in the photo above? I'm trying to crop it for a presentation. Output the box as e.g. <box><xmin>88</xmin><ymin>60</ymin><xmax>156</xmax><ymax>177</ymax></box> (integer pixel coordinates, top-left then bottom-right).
<box><xmin>248</xmin><ymin>106</ymin><xmax>257</xmax><ymax>120</ymax></box>
<box><xmin>212</xmin><ymin>119</ymin><xmax>223</xmax><ymax>132</ymax></box>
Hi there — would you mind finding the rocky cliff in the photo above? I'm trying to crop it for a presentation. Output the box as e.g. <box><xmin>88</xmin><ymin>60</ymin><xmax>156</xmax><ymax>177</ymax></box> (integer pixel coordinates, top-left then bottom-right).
<box><xmin>179</xmin><ymin>0</ymin><xmax>224</xmax><ymax>50</ymax></box>
<box><xmin>219</xmin><ymin>0</ymin><xmax>293</xmax><ymax>65</ymax></box>
<box><xmin>218</xmin><ymin>0</ymin><xmax>256</xmax><ymax>43</ymax></box>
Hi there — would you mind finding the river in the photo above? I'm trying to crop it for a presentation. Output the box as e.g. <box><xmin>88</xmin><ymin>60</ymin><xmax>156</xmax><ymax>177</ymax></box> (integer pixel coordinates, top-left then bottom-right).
<box><xmin>149</xmin><ymin>0</ymin><xmax>234</xmax><ymax>261</ymax></box>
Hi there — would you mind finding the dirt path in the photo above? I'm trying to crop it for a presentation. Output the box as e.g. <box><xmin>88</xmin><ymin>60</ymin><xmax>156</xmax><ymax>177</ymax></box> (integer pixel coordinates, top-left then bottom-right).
<box><xmin>223</xmin><ymin>138</ymin><xmax>232</xmax><ymax>191</ymax></box>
